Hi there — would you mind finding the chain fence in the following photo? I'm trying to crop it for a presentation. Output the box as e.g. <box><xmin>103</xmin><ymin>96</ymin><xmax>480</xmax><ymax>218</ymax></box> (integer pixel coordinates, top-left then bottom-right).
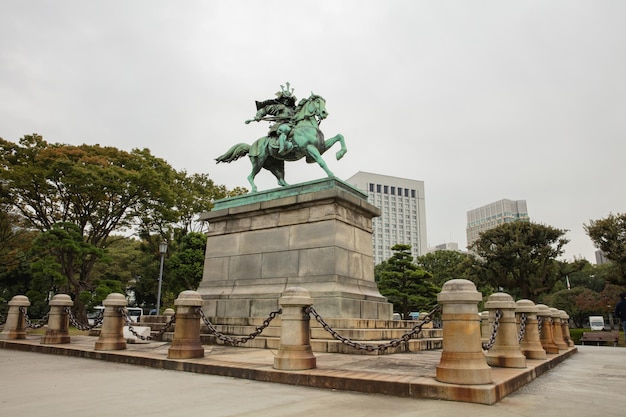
<box><xmin>537</xmin><ymin>316</ymin><xmax>544</xmax><ymax>334</ymax></box>
<box><xmin>197</xmin><ymin>307</ymin><xmax>282</xmax><ymax>346</ymax></box>
<box><xmin>306</xmin><ymin>305</ymin><xmax>441</xmax><ymax>353</ymax></box>
<box><xmin>517</xmin><ymin>312</ymin><xmax>527</xmax><ymax>343</ymax></box>
<box><xmin>64</xmin><ymin>307</ymin><xmax>104</xmax><ymax>331</ymax></box>
<box><xmin>19</xmin><ymin>307</ymin><xmax>49</xmax><ymax>329</ymax></box>
<box><xmin>119</xmin><ymin>307</ymin><xmax>176</xmax><ymax>341</ymax></box>
<box><xmin>481</xmin><ymin>309</ymin><xmax>502</xmax><ymax>351</ymax></box>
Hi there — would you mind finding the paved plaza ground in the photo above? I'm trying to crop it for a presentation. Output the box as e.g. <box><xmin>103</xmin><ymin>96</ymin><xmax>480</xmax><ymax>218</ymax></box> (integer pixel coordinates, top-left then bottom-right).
<box><xmin>0</xmin><ymin>342</ymin><xmax>624</xmax><ymax>417</ymax></box>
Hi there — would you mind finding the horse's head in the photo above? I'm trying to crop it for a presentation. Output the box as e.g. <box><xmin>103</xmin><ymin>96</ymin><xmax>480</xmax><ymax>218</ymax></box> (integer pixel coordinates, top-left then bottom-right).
<box><xmin>295</xmin><ymin>94</ymin><xmax>327</xmax><ymax>123</ymax></box>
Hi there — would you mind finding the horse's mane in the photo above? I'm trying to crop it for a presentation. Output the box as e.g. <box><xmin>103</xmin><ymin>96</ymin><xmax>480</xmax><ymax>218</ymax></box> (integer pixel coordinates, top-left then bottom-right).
<box><xmin>294</xmin><ymin>94</ymin><xmax>324</xmax><ymax>121</ymax></box>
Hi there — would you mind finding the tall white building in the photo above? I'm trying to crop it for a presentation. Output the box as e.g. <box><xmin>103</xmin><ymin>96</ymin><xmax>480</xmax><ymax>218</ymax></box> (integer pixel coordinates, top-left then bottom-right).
<box><xmin>466</xmin><ymin>199</ymin><xmax>529</xmax><ymax>249</ymax></box>
<box><xmin>346</xmin><ymin>171</ymin><xmax>427</xmax><ymax>264</ymax></box>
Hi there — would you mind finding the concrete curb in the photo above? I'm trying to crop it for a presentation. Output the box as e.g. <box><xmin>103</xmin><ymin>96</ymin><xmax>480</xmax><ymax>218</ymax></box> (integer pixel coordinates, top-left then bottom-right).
<box><xmin>0</xmin><ymin>337</ymin><xmax>577</xmax><ymax>405</ymax></box>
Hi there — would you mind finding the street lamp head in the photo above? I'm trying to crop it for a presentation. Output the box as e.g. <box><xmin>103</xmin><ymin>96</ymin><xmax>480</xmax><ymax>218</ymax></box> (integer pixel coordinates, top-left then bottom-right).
<box><xmin>159</xmin><ymin>240</ymin><xmax>168</xmax><ymax>255</ymax></box>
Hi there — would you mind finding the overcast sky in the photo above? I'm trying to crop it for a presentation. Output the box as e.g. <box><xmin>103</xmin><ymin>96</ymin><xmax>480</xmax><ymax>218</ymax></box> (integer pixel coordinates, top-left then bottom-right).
<box><xmin>2</xmin><ymin>1</ymin><xmax>625</xmax><ymax>262</ymax></box>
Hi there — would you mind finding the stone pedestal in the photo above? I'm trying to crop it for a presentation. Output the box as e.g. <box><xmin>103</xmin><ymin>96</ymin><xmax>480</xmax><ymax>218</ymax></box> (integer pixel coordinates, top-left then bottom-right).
<box><xmin>515</xmin><ymin>299</ymin><xmax>546</xmax><ymax>360</ymax></box>
<box><xmin>95</xmin><ymin>293</ymin><xmax>127</xmax><ymax>351</ymax></box>
<box><xmin>0</xmin><ymin>295</ymin><xmax>30</xmax><ymax>340</ymax></box>
<box><xmin>480</xmin><ymin>311</ymin><xmax>490</xmax><ymax>344</ymax></box>
<box><xmin>536</xmin><ymin>304</ymin><xmax>558</xmax><ymax>354</ymax></box>
<box><xmin>550</xmin><ymin>308</ymin><xmax>569</xmax><ymax>350</ymax></box>
<box><xmin>42</xmin><ymin>294</ymin><xmax>73</xmax><ymax>344</ymax></box>
<box><xmin>484</xmin><ymin>293</ymin><xmax>526</xmax><ymax>368</ymax></box>
<box><xmin>168</xmin><ymin>291</ymin><xmax>205</xmax><ymax>359</ymax></box>
<box><xmin>197</xmin><ymin>178</ymin><xmax>391</xmax><ymax>320</ymax></box>
<box><xmin>436</xmin><ymin>279</ymin><xmax>492</xmax><ymax>385</ymax></box>
<box><xmin>274</xmin><ymin>287</ymin><xmax>316</xmax><ymax>370</ymax></box>
<box><xmin>560</xmin><ymin>310</ymin><xmax>575</xmax><ymax>347</ymax></box>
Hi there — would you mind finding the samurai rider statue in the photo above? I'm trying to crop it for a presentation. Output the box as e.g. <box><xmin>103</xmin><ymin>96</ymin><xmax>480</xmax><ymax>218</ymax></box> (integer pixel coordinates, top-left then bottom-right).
<box><xmin>245</xmin><ymin>82</ymin><xmax>297</xmax><ymax>155</ymax></box>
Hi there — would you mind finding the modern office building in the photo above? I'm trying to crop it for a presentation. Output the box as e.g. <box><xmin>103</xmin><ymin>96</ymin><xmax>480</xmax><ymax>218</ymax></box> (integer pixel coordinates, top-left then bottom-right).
<box><xmin>466</xmin><ymin>199</ymin><xmax>529</xmax><ymax>249</ymax></box>
<box><xmin>346</xmin><ymin>171</ymin><xmax>427</xmax><ymax>264</ymax></box>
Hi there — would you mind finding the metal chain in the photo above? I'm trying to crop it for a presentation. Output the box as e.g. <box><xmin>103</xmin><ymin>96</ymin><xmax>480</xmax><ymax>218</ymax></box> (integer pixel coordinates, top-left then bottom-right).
<box><xmin>517</xmin><ymin>313</ymin><xmax>527</xmax><ymax>343</ymax></box>
<box><xmin>19</xmin><ymin>307</ymin><xmax>49</xmax><ymax>329</ymax></box>
<box><xmin>119</xmin><ymin>307</ymin><xmax>176</xmax><ymax>341</ymax></box>
<box><xmin>537</xmin><ymin>316</ymin><xmax>543</xmax><ymax>333</ymax></box>
<box><xmin>482</xmin><ymin>309</ymin><xmax>503</xmax><ymax>351</ymax></box>
<box><xmin>66</xmin><ymin>307</ymin><xmax>103</xmax><ymax>331</ymax></box>
<box><xmin>306</xmin><ymin>305</ymin><xmax>441</xmax><ymax>353</ymax></box>
<box><xmin>196</xmin><ymin>307</ymin><xmax>282</xmax><ymax>346</ymax></box>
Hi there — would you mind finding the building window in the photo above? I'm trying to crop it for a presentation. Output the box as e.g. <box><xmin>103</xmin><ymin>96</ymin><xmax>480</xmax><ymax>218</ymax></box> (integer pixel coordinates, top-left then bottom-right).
<box><xmin>390</xmin><ymin>186</ymin><xmax>395</xmax><ymax>195</ymax></box>
<box><xmin>384</xmin><ymin>185</ymin><xmax>388</xmax><ymax>194</ymax></box>
<box><xmin>376</xmin><ymin>184</ymin><xmax>381</xmax><ymax>193</ymax></box>
<box><xmin>411</xmin><ymin>189</ymin><xmax>416</xmax><ymax>198</ymax></box>
<box><xmin>369</xmin><ymin>183</ymin><xmax>374</xmax><ymax>192</ymax></box>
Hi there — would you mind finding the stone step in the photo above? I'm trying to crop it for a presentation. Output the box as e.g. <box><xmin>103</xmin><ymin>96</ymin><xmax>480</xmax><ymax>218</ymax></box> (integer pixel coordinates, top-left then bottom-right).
<box><xmin>157</xmin><ymin>332</ymin><xmax>442</xmax><ymax>355</ymax></box>
<box><xmin>198</xmin><ymin>324</ymin><xmax>441</xmax><ymax>340</ymax></box>
<box><xmin>204</xmin><ymin>315</ymin><xmax>437</xmax><ymax>330</ymax></box>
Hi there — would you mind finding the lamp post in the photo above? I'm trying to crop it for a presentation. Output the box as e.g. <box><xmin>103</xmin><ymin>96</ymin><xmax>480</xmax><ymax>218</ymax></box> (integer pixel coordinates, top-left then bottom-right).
<box><xmin>156</xmin><ymin>240</ymin><xmax>168</xmax><ymax>314</ymax></box>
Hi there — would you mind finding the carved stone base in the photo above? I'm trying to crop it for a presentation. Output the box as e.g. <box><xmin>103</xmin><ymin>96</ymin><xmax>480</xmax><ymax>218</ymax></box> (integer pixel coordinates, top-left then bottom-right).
<box><xmin>198</xmin><ymin>178</ymin><xmax>392</xmax><ymax>320</ymax></box>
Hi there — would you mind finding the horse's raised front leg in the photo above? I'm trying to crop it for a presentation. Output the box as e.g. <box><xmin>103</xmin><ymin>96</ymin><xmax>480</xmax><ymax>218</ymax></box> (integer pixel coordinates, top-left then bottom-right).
<box><xmin>305</xmin><ymin>144</ymin><xmax>335</xmax><ymax>178</ymax></box>
<box><xmin>324</xmin><ymin>134</ymin><xmax>347</xmax><ymax>160</ymax></box>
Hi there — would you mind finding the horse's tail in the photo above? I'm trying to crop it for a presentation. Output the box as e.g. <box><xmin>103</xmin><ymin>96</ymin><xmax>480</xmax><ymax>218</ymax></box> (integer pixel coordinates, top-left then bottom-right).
<box><xmin>215</xmin><ymin>143</ymin><xmax>250</xmax><ymax>163</ymax></box>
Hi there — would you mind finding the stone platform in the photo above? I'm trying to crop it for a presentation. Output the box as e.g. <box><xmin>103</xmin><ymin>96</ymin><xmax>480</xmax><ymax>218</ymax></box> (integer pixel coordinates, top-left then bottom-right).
<box><xmin>143</xmin><ymin>315</ymin><xmax>444</xmax><ymax>354</ymax></box>
<box><xmin>0</xmin><ymin>335</ymin><xmax>577</xmax><ymax>405</ymax></box>
<box><xmin>197</xmin><ymin>178</ymin><xmax>392</xmax><ymax>320</ymax></box>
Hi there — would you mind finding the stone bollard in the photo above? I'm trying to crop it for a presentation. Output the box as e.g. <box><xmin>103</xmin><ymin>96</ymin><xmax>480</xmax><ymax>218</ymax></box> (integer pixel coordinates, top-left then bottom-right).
<box><xmin>274</xmin><ymin>287</ymin><xmax>316</xmax><ymax>371</ymax></box>
<box><xmin>484</xmin><ymin>293</ymin><xmax>526</xmax><ymax>368</ymax></box>
<box><xmin>95</xmin><ymin>293</ymin><xmax>127</xmax><ymax>351</ymax></box>
<box><xmin>0</xmin><ymin>295</ymin><xmax>30</xmax><ymax>340</ymax></box>
<box><xmin>436</xmin><ymin>279</ymin><xmax>492</xmax><ymax>385</ymax></box>
<box><xmin>515</xmin><ymin>299</ymin><xmax>546</xmax><ymax>360</ymax></box>
<box><xmin>560</xmin><ymin>310</ymin><xmax>574</xmax><ymax>347</ymax></box>
<box><xmin>480</xmin><ymin>311</ymin><xmax>490</xmax><ymax>344</ymax></box>
<box><xmin>42</xmin><ymin>294</ymin><xmax>74</xmax><ymax>344</ymax></box>
<box><xmin>168</xmin><ymin>291</ymin><xmax>204</xmax><ymax>359</ymax></box>
<box><xmin>550</xmin><ymin>308</ymin><xmax>569</xmax><ymax>350</ymax></box>
<box><xmin>536</xmin><ymin>304</ymin><xmax>559</xmax><ymax>354</ymax></box>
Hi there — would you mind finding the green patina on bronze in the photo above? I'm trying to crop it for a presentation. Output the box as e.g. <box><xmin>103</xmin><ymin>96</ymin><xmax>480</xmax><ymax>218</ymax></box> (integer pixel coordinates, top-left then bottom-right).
<box><xmin>207</xmin><ymin>177</ymin><xmax>367</xmax><ymax>212</ymax></box>
<box><xmin>215</xmin><ymin>83</ymin><xmax>347</xmax><ymax>193</ymax></box>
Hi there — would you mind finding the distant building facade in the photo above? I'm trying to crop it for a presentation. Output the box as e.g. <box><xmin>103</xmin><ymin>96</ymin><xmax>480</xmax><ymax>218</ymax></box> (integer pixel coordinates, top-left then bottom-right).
<box><xmin>466</xmin><ymin>199</ymin><xmax>529</xmax><ymax>249</ymax></box>
<box><xmin>428</xmin><ymin>242</ymin><xmax>460</xmax><ymax>253</ymax></box>
<box><xmin>346</xmin><ymin>171</ymin><xmax>427</xmax><ymax>264</ymax></box>
<box><xmin>595</xmin><ymin>250</ymin><xmax>609</xmax><ymax>265</ymax></box>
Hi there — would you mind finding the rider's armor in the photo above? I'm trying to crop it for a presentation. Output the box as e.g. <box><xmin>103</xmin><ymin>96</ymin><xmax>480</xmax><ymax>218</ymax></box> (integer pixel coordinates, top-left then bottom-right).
<box><xmin>251</xmin><ymin>83</ymin><xmax>297</xmax><ymax>155</ymax></box>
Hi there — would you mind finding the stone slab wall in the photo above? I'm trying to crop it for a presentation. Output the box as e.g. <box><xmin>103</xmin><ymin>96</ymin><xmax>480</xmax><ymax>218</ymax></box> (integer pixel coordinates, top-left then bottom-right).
<box><xmin>197</xmin><ymin>178</ymin><xmax>392</xmax><ymax>320</ymax></box>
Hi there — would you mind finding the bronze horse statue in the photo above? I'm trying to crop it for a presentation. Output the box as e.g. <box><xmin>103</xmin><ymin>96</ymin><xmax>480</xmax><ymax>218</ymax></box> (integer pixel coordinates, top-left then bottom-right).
<box><xmin>215</xmin><ymin>94</ymin><xmax>347</xmax><ymax>192</ymax></box>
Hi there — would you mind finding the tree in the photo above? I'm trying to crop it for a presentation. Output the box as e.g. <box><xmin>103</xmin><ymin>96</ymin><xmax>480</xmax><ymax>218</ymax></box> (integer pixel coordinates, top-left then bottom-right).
<box><xmin>470</xmin><ymin>221</ymin><xmax>569</xmax><ymax>299</ymax></box>
<box><xmin>416</xmin><ymin>250</ymin><xmax>476</xmax><ymax>287</ymax></box>
<box><xmin>0</xmin><ymin>135</ymin><xmax>179</xmax><ymax>318</ymax></box>
<box><xmin>584</xmin><ymin>212</ymin><xmax>626</xmax><ymax>284</ymax></box>
<box><xmin>174</xmin><ymin>172</ymin><xmax>247</xmax><ymax>233</ymax></box>
<box><xmin>375</xmin><ymin>244</ymin><xmax>439</xmax><ymax>319</ymax></box>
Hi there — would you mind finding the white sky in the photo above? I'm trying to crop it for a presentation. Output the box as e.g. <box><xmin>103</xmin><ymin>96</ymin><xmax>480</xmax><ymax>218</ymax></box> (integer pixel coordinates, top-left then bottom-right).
<box><xmin>2</xmin><ymin>1</ymin><xmax>625</xmax><ymax>262</ymax></box>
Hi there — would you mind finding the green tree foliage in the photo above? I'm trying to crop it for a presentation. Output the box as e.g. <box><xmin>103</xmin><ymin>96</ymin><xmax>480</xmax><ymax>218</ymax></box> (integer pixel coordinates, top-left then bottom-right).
<box><xmin>0</xmin><ymin>135</ymin><xmax>229</xmax><ymax>317</ymax></box>
<box><xmin>174</xmin><ymin>172</ymin><xmax>247</xmax><ymax>233</ymax></box>
<box><xmin>470</xmin><ymin>221</ymin><xmax>568</xmax><ymax>299</ymax></box>
<box><xmin>165</xmin><ymin>232</ymin><xmax>207</xmax><ymax>295</ymax></box>
<box><xmin>544</xmin><ymin>287</ymin><xmax>593</xmax><ymax>328</ymax></box>
<box><xmin>375</xmin><ymin>244</ymin><xmax>439</xmax><ymax>319</ymax></box>
<box><xmin>584</xmin><ymin>212</ymin><xmax>626</xmax><ymax>284</ymax></box>
<box><xmin>415</xmin><ymin>250</ymin><xmax>479</xmax><ymax>287</ymax></box>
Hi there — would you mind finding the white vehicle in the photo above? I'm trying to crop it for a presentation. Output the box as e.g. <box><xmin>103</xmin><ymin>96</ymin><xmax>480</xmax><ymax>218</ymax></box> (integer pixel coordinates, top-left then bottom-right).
<box><xmin>87</xmin><ymin>306</ymin><xmax>143</xmax><ymax>325</ymax></box>
<box><xmin>589</xmin><ymin>316</ymin><xmax>605</xmax><ymax>331</ymax></box>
